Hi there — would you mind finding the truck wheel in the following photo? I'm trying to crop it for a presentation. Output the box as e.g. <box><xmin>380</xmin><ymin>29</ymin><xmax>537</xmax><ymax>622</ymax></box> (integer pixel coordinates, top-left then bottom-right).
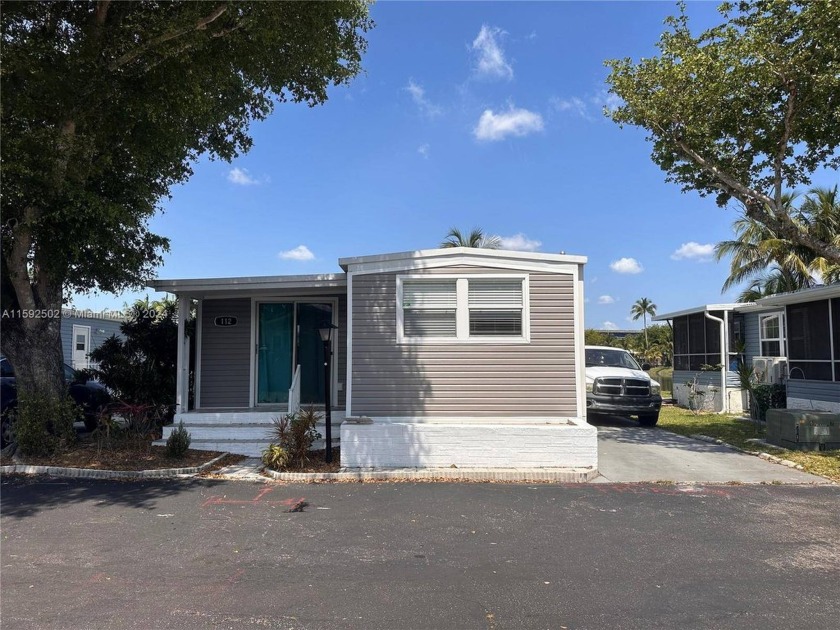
<box><xmin>638</xmin><ymin>413</ymin><xmax>659</xmax><ymax>427</ymax></box>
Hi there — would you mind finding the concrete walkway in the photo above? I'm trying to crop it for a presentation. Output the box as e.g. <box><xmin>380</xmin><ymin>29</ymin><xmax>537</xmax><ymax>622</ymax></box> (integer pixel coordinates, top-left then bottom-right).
<box><xmin>593</xmin><ymin>423</ymin><xmax>829</xmax><ymax>484</ymax></box>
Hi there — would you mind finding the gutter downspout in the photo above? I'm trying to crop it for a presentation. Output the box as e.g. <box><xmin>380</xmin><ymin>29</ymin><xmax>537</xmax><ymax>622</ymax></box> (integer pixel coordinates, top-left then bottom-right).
<box><xmin>704</xmin><ymin>310</ymin><xmax>728</xmax><ymax>414</ymax></box>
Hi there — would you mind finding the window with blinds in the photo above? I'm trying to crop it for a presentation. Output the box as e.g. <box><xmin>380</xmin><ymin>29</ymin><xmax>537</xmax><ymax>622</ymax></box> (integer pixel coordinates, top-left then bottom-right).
<box><xmin>402</xmin><ymin>280</ymin><xmax>457</xmax><ymax>338</ymax></box>
<box><xmin>468</xmin><ymin>279</ymin><xmax>523</xmax><ymax>336</ymax></box>
<box><xmin>398</xmin><ymin>275</ymin><xmax>528</xmax><ymax>341</ymax></box>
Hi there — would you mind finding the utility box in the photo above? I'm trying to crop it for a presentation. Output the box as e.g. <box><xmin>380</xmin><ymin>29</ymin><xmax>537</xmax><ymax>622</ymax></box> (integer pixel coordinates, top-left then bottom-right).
<box><xmin>766</xmin><ymin>409</ymin><xmax>840</xmax><ymax>451</ymax></box>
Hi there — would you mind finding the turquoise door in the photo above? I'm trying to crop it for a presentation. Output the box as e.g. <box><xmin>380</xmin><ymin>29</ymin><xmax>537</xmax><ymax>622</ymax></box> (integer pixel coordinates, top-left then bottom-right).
<box><xmin>257</xmin><ymin>303</ymin><xmax>294</xmax><ymax>404</ymax></box>
<box><xmin>256</xmin><ymin>302</ymin><xmax>334</xmax><ymax>405</ymax></box>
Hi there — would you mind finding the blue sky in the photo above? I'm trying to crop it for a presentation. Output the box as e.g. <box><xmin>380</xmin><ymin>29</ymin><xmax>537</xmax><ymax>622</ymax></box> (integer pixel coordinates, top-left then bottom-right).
<box><xmin>72</xmin><ymin>1</ymin><xmax>839</xmax><ymax>329</ymax></box>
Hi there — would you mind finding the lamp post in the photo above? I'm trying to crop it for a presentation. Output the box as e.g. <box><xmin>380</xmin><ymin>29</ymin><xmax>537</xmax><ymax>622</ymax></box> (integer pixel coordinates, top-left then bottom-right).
<box><xmin>317</xmin><ymin>323</ymin><xmax>337</xmax><ymax>463</ymax></box>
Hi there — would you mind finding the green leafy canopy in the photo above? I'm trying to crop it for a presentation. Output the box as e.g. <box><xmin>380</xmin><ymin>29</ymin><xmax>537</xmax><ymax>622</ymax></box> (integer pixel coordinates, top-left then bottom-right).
<box><xmin>1</xmin><ymin>1</ymin><xmax>372</xmax><ymax>300</ymax></box>
<box><xmin>605</xmin><ymin>0</ymin><xmax>840</xmax><ymax>263</ymax></box>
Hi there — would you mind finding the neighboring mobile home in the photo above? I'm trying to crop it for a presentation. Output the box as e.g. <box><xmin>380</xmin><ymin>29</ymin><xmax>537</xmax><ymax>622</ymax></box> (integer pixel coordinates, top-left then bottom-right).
<box><xmin>654</xmin><ymin>284</ymin><xmax>840</xmax><ymax>414</ymax></box>
<box><xmin>149</xmin><ymin>247</ymin><xmax>597</xmax><ymax>471</ymax></box>
<box><xmin>60</xmin><ymin>308</ymin><xmax>125</xmax><ymax>371</ymax></box>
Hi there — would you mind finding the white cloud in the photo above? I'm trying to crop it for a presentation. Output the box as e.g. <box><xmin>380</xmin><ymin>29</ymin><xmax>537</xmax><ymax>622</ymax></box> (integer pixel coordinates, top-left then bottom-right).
<box><xmin>474</xmin><ymin>106</ymin><xmax>544</xmax><ymax>141</ymax></box>
<box><xmin>671</xmin><ymin>241</ymin><xmax>715</xmax><ymax>262</ymax></box>
<box><xmin>405</xmin><ymin>79</ymin><xmax>442</xmax><ymax>117</ymax></box>
<box><xmin>417</xmin><ymin>143</ymin><xmax>430</xmax><ymax>159</ymax></box>
<box><xmin>278</xmin><ymin>245</ymin><xmax>315</xmax><ymax>261</ymax></box>
<box><xmin>550</xmin><ymin>90</ymin><xmax>623</xmax><ymax>120</ymax></box>
<box><xmin>602</xmin><ymin>321</ymin><xmax>618</xmax><ymax>331</ymax></box>
<box><xmin>497</xmin><ymin>233</ymin><xmax>542</xmax><ymax>252</ymax></box>
<box><xmin>598</xmin><ymin>295</ymin><xmax>615</xmax><ymax>305</ymax></box>
<box><xmin>550</xmin><ymin>96</ymin><xmax>590</xmax><ymax>119</ymax></box>
<box><xmin>227</xmin><ymin>167</ymin><xmax>259</xmax><ymax>186</ymax></box>
<box><xmin>610</xmin><ymin>257</ymin><xmax>644</xmax><ymax>274</ymax></box>
<box><xmin>472</xmin><ymin>25</ymin><xmax>513</xmax><ymax>80</ymax></box>
<box><xmin>592</xmin><ymin>89</ymin><xmax>623</xmax><ymax>113</ymax></box>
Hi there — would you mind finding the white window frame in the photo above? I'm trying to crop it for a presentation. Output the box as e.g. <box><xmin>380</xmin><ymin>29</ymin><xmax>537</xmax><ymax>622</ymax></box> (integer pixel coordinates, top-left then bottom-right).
<box><xmin>758</xmin><ymin>311</ymin><xmax>786</xmax><ymax>357</ymax></box>
<box><xmin>396</xmin><ymin>274</ymin><xmax>530</xmax><ymax>344</ymax></box>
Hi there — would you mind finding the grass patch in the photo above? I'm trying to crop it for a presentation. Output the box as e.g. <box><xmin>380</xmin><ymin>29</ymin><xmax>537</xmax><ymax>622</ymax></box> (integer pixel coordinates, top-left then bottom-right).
<box><xmin>658</xmin><ymin>406</ymin><xmax>840</xmax><ymax>482</ymax></box>
<box><xmin>649</xmin><ymin>366</ymin><xmax>673</xmax><ymax>398</ymax></box>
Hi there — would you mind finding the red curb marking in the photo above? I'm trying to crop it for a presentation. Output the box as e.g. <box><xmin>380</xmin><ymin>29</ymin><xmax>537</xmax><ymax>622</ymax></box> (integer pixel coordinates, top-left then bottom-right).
<box><xmin>201</xmin><ymin>486</ymin><xmax>306</xmax><ymax>509</ymax></box>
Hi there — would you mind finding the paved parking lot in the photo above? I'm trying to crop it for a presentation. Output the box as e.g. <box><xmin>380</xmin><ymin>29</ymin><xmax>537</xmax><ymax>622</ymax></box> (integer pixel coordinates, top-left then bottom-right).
<box><xmin>2</xmin><ymin>476</ymin><xmax>839</xmax><ymax>629</ymax></box>
<box><xmin>589</xmin><ymin>415</ymin><xmax>828</xmax><ymax>484</ymax></box>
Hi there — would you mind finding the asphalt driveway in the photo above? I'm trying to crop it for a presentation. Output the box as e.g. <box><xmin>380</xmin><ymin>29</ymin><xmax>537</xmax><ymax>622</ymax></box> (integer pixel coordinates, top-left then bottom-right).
<box><xmin>589</xmin><ymin>415</ymin><xmax>828</xmax><ymax>484</ymax></box>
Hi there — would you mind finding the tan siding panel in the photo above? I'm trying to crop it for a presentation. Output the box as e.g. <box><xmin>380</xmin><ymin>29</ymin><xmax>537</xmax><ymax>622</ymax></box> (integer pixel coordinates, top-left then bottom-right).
<box><xmin>351</xmin><ymin>268</ymin><xmax>578</xmax><ymax>417</ymax></box>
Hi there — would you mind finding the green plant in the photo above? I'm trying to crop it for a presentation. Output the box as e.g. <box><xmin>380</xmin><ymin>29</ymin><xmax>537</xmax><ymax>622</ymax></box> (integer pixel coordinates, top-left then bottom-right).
<box><xmin>267</xmin><ymin>407</ymin><xmax>322</xmax><ymax>470</ymax></box>
<box><xmin>92</xmin><ymin>410</ymin><xmax>123</xmax><ymax>455</ymax></box>
<box><xmin>261</xmin><ymin>444</ymin><xmax>290</xmax><ymax>470</ymax></box>
<box><xmin>86</xmin><ymin>301</ymin><xmax>189</xmax><ymax>426</ymax></box>
<box><xmin>11</xmin><ymin>392</ymin><xmax>79</xmax><ymax>457</ymax></box>
<box><xmin>685</xmin><ymin>376</ymin><xmax>707</xmax><ymax>415</ymax></box>
<box><xmin>751</xmin><ymin>383</ymin><xmax>786</xmax><ymax>421</ymax></box>
<box><xmin>165</xmin><ymin>421</ymin><xmax>191</xmax><ymax>459</ymax></box>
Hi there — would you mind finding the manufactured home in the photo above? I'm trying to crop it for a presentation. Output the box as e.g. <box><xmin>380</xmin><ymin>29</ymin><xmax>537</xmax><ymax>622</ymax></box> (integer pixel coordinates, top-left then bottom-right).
<box><xmin>60</xmin><ymin>308</ymin><xmax>125</xmax><ymax>371</ymax></box>
<box><xmin>654</xmin><ymin>284</ymin><xmax>840</xmax><ymax>414</ymax></box>
<box><xmin>149</xmin><ymin>247</ymin><xmax>597</xmax><ymax>471</ymax></box>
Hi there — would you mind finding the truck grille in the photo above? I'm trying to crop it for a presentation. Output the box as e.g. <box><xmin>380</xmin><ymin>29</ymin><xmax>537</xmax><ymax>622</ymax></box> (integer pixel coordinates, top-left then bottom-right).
<box><xmin>594</xmin><ymin>378</ymin><xmax>650</xmax><ymax>397</ymax></box>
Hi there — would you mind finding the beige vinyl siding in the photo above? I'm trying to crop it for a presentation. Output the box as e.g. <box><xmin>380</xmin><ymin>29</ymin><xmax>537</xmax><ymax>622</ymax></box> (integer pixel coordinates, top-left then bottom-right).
<box><xmin>351</xmin><ymin>265</ymin><xmax>577</xmax><ymax>417</ymax></box>
<box><xmin>200</xmin><ymin>298</ymin><xmax>252</xmax><ymax>408</ymax></box>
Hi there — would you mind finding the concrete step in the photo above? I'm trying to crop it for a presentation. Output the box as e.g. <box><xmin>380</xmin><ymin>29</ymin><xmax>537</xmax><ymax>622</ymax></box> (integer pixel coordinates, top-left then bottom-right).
<box><xmin>162</xmin><ymin>422</ymin><xmax>342</xmax><ymax>442</ymax></box>
<box><xmin>175</xmin><ymin>411</ymin><xmax>346</xmax><ymax>426</ymax></box>
<box><xmin>153</xmin><ymin>437</ymin><xmax>340</xmax><ymax>457</ymax></box>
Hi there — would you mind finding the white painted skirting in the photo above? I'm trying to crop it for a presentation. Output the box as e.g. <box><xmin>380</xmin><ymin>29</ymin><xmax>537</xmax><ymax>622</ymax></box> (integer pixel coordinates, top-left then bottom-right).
<box><xmin>340</xmin><ymin>419</ymin><xmax>597</xmax><ymax>469</ymax></box>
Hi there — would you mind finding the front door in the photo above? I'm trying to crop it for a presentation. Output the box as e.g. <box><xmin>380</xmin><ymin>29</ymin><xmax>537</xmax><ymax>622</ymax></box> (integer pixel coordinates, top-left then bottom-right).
<box><xmin>71</xmin><ymin>325</ymin><xmax>91</xmax><ymax>370</ymax></box>
<box><xmin>256</xmin><ymin>302</ymin><xmax>334</xmax><ymax>405</ymax></box>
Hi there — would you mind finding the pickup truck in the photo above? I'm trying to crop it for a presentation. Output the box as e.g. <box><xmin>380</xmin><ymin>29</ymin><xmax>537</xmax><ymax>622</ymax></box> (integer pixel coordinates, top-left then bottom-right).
<box><xmin>585</xmin><ymin>345</ymin><xmax>662</xmax><ymax>426</ymax></box>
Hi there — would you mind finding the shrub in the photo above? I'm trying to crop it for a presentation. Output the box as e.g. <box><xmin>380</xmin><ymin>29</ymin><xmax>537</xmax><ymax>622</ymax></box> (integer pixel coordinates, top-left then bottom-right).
<box><xmin>12</xmin><ymin>392</ymin><xmax>79</xmax><ymax>457</ymax></box>
<box><xmin>86</xmin><ymin>299</ymin><xmax>193</xmax><ymax>427</ymax></box>
<box><xmin>266</xmin><ymin>407</ymin><xmax>322</xmax><ymax>470</ymax></box>
<box><xmin>751</xmin><ymin>383</ymin><xmax>786</xmax><ymax>421</ymax></box>
<box><xmin>261</xmin><ymin>444</ymin><xmax>289</xmax><ymax>470</ymax></box>
<box><xmin>165</xmin><ymin>421</ymin><xmax>191</xmax><ymax>458</ymax></box>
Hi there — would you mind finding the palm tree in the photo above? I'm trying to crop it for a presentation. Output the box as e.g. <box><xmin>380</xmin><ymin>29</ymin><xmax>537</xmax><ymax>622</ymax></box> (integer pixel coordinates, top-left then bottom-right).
<box><xmin>630</xmin><ymin>298</ymin><xmax>657</xmax><ymax>348</ymax></box>
<box><xmin>440</xmin><ymin>227</ymin><xmax>501</xmax><ymax>249</ymax></box>
<box><xmin>715</xmin><ymin>187</ymin><xmax>840</xmax><ymax>301</ymax></box>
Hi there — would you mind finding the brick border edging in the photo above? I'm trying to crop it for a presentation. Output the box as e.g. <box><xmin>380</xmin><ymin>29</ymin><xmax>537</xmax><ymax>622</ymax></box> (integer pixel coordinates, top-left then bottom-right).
<box><xmin>0</xmin><ymin>452</ymin><xmax>230</xmax><ymax>480</ymax></box>
<box><xmin>261</xmin><ymin>467</ymin><xmax>599</xmax><ymax>483</ymax></box>
<box><xmin>689</xmin><ymin>434</ymin><xmax>811</xmax><ymax>472</ymax></box>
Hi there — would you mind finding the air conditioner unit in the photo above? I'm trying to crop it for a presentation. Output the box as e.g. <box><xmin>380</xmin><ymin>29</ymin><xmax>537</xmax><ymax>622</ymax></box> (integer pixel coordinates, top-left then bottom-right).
<box><xmin>752</xmin><ymin>357</ymin><xmax>787</xmax><ymax>385</ymax></box>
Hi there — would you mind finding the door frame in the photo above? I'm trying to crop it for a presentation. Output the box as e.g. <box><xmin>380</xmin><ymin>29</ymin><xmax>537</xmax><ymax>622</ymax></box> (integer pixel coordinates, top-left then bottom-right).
<box><xmin>71</xmin><ymin>324</ymin><xmax>92</xmax><ymax>370</ymax></box>
<box><xmin>250</xmin><ymin>297</ymin><xmax>339</xmax><ymax>408</ymax></box>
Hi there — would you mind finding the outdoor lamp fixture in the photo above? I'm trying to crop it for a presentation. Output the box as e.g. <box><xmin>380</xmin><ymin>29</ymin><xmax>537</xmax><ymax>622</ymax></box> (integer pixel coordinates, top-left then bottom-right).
<box><xmin>318</xmin><ymin>323</ymin><xmax>338</xmax><ymax>463</ymax></box>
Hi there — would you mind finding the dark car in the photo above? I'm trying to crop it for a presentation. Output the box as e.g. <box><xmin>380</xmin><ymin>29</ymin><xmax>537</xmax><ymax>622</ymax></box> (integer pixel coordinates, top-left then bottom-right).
<box><xmin>0</xmin><ymin>357</ymin><xmax>111</xmax><ymax>447</ymax></box>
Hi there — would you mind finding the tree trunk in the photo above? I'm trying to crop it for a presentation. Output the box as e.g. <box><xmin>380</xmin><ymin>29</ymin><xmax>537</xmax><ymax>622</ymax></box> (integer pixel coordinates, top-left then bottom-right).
<box><xmin>1</xmin><ymin>311</ymin><xmax>66</xmax><ymax>405</ymax></box>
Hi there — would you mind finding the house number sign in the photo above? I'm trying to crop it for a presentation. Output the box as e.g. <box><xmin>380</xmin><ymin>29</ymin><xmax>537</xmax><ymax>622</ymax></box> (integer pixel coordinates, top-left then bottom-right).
<box><xmin>214</xmin><ymin>316</ymin><xmax>238</xmax><ymax>327</ymax></box>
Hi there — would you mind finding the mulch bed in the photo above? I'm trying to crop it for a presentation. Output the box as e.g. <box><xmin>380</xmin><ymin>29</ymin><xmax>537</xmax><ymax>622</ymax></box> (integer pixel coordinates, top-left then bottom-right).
<box><xmin>2</xmin><ymin>435</ymin><xmax>234</xmax><ymax>471</ymax></box>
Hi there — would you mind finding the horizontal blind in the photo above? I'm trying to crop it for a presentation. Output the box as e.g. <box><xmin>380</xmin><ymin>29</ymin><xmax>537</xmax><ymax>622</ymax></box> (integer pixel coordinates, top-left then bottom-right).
<box><xmin>404</xmin><ymin>310</ymin><xmax>457</xmax><ymax>337</ymax></box>
<box><xmin>403</xmin><ymin>280</ymin><xmax>457</xmax><ymax>309</ymax></box>
<box><xmin>469</xmin><ymin>310</ymin><xmax>522</xmax><ymax>336</ymax></box>
<box><xmin>468</xmin><ymin>279</ymin><xmax>522</xmax><ymax>308</ymax></box>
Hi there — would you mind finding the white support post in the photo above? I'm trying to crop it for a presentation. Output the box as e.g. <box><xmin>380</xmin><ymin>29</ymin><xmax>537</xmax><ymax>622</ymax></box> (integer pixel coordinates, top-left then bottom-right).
<box><xmin>175</xmin><ymin>295</ymin><xmax>191</xmax><ymax>415</ymax></box>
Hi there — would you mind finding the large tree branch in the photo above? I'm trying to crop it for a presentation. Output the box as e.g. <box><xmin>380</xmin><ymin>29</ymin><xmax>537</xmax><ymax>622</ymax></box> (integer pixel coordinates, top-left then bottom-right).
<box><xmin>670</xmin><ymin>133</ymin><xmax>840</xmax><ymax>265</ymax></box>
<box><xmin>109</xmin><ymin>4</ymin><xmax>228</xmax><ymax>70</ymax></box>
<box><xmin>6</xmin><ymin>207</ymin><xmax>38</xmax><ymax>312</ymax></box>
<box><xmin>94</xmin><ymin>1</ymin><xmax>111</xmax><ymax>26</ymax></box>
<box><xmin>743</xmin><ymin>203</ymin><xmax>840</xmax><ymax>264</ymax></box>
<box><xmin>672</xmin><ymin>136</ymin><xmax>776</xmax><ymax>208</ymax></box>
<box><xmin>774</xmin><ymin>80</ymin><xmax>797</xmax><ymax>207</ymax></box>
